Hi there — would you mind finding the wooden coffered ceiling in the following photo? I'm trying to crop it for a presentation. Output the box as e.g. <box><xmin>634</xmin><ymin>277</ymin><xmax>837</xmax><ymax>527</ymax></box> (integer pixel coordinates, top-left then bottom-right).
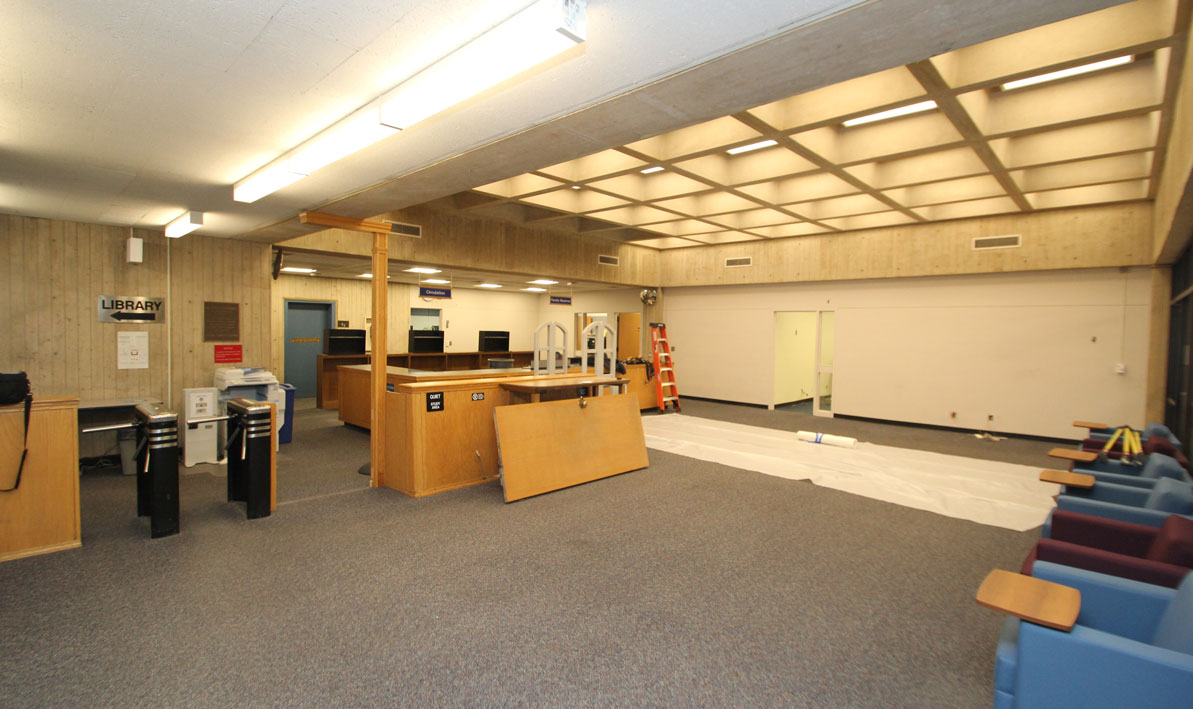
<box><xmin>426</xmin><ymin>0</ymin><xmax>1187</xmax><ymax>249</ymax></box>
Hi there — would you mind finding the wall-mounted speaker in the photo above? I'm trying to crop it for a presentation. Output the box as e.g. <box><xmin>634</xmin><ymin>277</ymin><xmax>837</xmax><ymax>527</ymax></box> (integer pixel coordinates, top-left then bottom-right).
<box><xmin>126</xmin><ymin>236</ymin><xmax>143</xmax><ymax>264</ymax></box>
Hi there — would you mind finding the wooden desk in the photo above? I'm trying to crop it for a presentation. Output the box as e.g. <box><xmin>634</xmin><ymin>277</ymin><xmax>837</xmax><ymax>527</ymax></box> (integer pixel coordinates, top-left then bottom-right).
<box><xmin>1039</xmin><ymin>469</ymin><xmax>1095</xmax><ymax>488</ymax></box>
<box><xmin>338</xmin><ymin>365</ymin><xmax>533</xmax><ymax>429</ymax></box>
<box><xmin>976</xmin><ymin>569</ymin><xmax>1080</xmax><ymax>631</ymax></box>
<box><xmin>501</xmin><ymin>376</ymin><xmax>628</xmax><ymax>404</ymax></box>
<box><xmin>622</xmin><ymin>363</ymin><xmax>659</xmax><ymax>410</ymax></box>
<box><xmin>317</xmin><ymin>351</ymin><xmax>534</xmax><ymax>409</ymax></box>
<box><xmin>1048</xmin><ymin>447</ymin><xmax>1098</xmax><ymax>463</ymax></box>
<box><xmin>1</xmin><ymin>396</ymin><xmax>81</xmax><ymax>563</ymax></box>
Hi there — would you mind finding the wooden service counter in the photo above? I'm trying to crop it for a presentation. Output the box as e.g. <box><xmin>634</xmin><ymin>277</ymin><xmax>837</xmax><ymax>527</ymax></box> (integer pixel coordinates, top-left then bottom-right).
<box><xmin>338</xmin><ymin>364</ymin><xmax>532</xmax><ymax>428</ymax></box>
<box><xmin>622</xmin><ymin>363</ymin><xmax>659</xmax><ymax>410</ymax></box>
<box><xmin>316</xmin><ymin>351</ymin><xmax>533</xmax><ymax>409</ymax></box>
<box><xmin>1</xmin><ymin>396</ymin><xmax>81</xmax><ymax>562</ymax></box>
<box><xmin>381</xmin><ymin>372</ymin><xmax>638</xmax><ymax>499</ymax></box>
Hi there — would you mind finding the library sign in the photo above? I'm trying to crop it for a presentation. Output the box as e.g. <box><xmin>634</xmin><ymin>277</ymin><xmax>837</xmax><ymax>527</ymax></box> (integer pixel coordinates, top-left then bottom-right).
<box><xmin>98</xmin><ymin>295</ymin><xmax>166</xmax><ymax>323</ymax></box>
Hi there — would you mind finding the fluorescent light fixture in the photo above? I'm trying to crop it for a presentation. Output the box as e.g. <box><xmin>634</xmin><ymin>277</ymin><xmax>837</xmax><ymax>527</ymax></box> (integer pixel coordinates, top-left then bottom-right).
<box><xmin>476</xmin><ymin>283</ymin><xmax>502</xmax><ymax>289</ymax></box>
<box><xmin>640</xmin><ymin>166</ymin><xmax>664</xmax><ymax>174</ymax></box>
<box><xmin>358</xmin><ymin>273</ymin><xmax>391</xmax><ymax>278</ymax></box>
<box><xmin>726</xmin><ymin>139</ymin><xmax>777</xmax><ymax>155</ymax></box>
<box><xmin>422</xmin><ymin>278</ymin><xmax>451</xmax><ymax>284</ymax></box>
<box><xmin>842</xmin><ymin>100</ymin><xmax>937</xmax><ymax>127</ymax></box>
<box><xmin>233</xmin><ymin>0</ymin><xmax>586</xmax><ymax>203</ymax></box>
<box><xmin>529</xmin><ymin>279</ymin><xmax>558</xmax><ymax>285</ymax></box>
<box><xmin>164</xmin><ymin>211</ymin><xmax>203</xmax><ymax>238</ymax></box>
<box><xmin>289</xmin><ymin>108</ymin><xmax>397</xmax><ymax>176</ymax></box>
<box><xmin>570</xmin><ymin>185</ymin><xmax>582</xmax><ymax>190</ymax></box>
<box><xmin>233</xmin><ymin>162</ymin><xmax>303</xmax><ymax>203</ymax></box>
<box><xmin>524</xmin><ymin>287</ymin><xmax>547</xmax><ymax>292</ymax></box>
<box><xmin>379</xmin><ymin>0</ymin><xmax>586</xmax><ymax>131</ymax></box>
<box><xmin>281</xmin><ymin>266</ymin><xmax>316</xmax><ymax>274</ymax></box>
<box><xmin>404</xmin><ymin>266</ymin><xmax>441</xmax><ymax>274</ymax></box>
<box><xmin>1000</xmin><ymin>55</ymin><xmax>1133</xmax><ymax>91</ymax></box>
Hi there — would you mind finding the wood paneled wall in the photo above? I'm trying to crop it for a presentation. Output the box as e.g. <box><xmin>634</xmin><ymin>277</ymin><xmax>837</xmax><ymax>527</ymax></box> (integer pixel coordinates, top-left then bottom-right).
<box><xmin>0</xmin><ymin>213</ymin><xmax>270</xmax><ymax>410</ymax></box>
<box><xmin>269</xmin><ymin>274</ymin><xmax>410</xmax><ymax>381</ymax></box>
<box><xmin>660</xmin><ymin>203</ymin><xmax>1154</xmax><ymax>287</ymax></box>
<box><xmin>277</xmin><ymin>204</ymin><xmax>662</xmax><ymax>287</ymax></box>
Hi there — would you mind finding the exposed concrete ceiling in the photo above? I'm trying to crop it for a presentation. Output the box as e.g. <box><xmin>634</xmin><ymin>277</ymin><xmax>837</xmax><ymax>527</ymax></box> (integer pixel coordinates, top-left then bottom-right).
<box><xmin>0</xmin><ymin>0</ymin><xmax>1132</xmax><ymax>243</ymax></box>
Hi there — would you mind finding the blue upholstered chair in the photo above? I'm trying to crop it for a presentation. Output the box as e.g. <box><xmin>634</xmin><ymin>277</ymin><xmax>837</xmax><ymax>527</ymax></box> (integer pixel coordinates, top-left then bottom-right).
<box><xmin>993</xmin><ymin>561</ymin><xmax>1193</xmax><ymax>708</ymax></box>
<box><xmin>1073</xmin><ymin>452</ymin><xmax>1191</xmax><ymax>484</ymax></box>
<box><xmin>1052</xmin><ymin>477</ymin><xmax>1193</xmax><ymax>529</ymax></box>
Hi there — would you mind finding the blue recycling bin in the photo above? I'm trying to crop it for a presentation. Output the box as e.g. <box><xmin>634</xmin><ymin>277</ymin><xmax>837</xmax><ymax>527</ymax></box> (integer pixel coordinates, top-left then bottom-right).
<box><xmin>279</xmin><ymin>383</ymin><xmax>296</xmax><ymax>444</ymax></box>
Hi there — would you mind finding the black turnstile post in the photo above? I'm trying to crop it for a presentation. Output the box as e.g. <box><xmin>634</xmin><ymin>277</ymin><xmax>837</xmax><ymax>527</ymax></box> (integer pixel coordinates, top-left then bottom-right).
<box><xmin>226</xmin><ymin>398</ymin><xmax>272</xmax><ymax>519</ymax></box>
<box><xmin>135</xmin><ymin>402</ymin><xmax>180</xmax><ymax>538</ymax></box>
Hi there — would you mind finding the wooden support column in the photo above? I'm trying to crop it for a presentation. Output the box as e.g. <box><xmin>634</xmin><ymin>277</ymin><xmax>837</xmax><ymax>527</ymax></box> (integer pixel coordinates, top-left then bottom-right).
<box><xmin>299</xmin><ymin>210</ymin><xmax>391</xmax><ymax>486</ymax></box>
<box><xmin>370</xmin><ymin>231</ymin><xmax>388</xmax><ymax>487</ymax></box>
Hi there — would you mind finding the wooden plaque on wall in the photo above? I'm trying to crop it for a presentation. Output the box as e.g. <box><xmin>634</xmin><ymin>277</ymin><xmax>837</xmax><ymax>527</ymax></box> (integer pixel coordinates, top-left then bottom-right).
<box><xmin>204</xmin><ymin>302</ymin><xmax>240</xmax><ymax>342</ymax></box>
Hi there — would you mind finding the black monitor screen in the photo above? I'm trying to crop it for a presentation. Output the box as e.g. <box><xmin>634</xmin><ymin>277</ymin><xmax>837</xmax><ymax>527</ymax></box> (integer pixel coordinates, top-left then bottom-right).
<box><xmin>477</xmin><ymin>330</ymin><xmax>510</xmax><ymax>352</ymax></box>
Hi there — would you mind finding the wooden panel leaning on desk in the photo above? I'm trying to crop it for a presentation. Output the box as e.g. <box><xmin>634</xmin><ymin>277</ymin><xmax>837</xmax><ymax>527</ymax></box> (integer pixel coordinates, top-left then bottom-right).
<box><xmin>1</xmin><ymin>396</ymin><xmax>81</xmax><ymax>562</ymax></box>
<box><xmin>316</xmin><ymin>351</ymin><xmax>534</xmax><ymax>409</ymax></box>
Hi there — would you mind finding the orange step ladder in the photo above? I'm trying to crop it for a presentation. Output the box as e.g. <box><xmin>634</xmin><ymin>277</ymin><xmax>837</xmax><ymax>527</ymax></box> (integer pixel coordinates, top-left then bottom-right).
<box><xmin>649</xmin><ymin>323</ymin><xmax>681</xmax><ymax>412</ymax></box>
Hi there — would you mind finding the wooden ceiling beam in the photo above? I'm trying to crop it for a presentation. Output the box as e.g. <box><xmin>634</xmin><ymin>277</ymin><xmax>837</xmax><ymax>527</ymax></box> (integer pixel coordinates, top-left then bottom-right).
<box><xmin>299</xmin><ymin>210</ymin><xmax>391</xmax><ymax>234</ymax></box>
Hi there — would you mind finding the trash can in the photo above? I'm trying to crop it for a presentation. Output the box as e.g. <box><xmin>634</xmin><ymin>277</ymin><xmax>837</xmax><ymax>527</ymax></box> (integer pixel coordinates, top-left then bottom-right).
<box><xmin>279</xmin><ymin>383</ymin><xmax>296</xmax><ymax>444</ymax></box>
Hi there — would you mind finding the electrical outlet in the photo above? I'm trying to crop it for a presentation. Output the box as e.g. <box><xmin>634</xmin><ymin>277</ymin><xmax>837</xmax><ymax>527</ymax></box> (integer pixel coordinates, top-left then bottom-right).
<box><xmin>1115</xmin><ymin>363</ymin><xmax>1126</xmax><ymax>375</ymax></box>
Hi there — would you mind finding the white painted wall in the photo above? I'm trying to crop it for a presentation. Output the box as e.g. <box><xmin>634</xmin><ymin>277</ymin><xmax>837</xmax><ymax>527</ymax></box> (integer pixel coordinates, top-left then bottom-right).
<box><xmin>665</xmin><ymin>268</ymin><xmax>1153</xmax><ymax>439</ymax></box>
<box><xmin>406</xmin><ymin>286</ymin><xmax>540</xmax><ymax>352</ymax></box>
<box><xmin>774</xmin><ymin>312</ymin><xmax>817</xmax><ymax>404</ymax></box>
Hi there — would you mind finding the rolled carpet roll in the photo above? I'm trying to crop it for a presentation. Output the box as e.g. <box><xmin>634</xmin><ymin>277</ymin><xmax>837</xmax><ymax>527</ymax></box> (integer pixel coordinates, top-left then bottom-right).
<box><xmin>797</xmin><ymin>430</ymin><xmax>857</xmax><ymax>448</ymax></box>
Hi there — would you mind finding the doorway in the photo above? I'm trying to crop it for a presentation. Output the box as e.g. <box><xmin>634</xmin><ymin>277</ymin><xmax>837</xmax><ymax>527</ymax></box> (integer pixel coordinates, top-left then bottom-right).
<box><xmin>284</xmin><ymin>301</ymin><xmax>335</xmax><ymax>398</ymax></box>
<box><xmin>773</xmin><ymin>310</ymin><xmax>834</xmax><ymax>417</ymax></box>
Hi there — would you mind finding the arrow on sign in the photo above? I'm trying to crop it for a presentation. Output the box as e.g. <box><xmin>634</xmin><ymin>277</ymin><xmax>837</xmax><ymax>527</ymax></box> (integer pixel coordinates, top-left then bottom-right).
<box><xmin>111</xmin><ymin>312</ymin><xmax>156</xmax><ymax>321</ymax></box>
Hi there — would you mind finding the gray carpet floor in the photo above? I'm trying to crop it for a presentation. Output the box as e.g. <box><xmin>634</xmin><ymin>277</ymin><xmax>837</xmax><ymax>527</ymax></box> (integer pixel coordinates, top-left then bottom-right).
<box><xmin>0</xmin><ymin>399</ymin><xmax>1044</xmax><ymax>707</ymax></box>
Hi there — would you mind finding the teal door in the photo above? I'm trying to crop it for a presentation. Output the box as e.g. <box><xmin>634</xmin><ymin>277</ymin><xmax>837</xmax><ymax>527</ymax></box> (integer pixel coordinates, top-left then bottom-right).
<box><xmin>284</xmin><ymin>301</ymin><xmax>334</xmax><ymax>398</ymax></box>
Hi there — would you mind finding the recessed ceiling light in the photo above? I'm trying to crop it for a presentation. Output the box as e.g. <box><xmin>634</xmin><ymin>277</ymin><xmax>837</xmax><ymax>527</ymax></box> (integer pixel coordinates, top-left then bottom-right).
<box><xmin>842</xmin><ymin>100</ymin><xmax>937</xmax><ymax>127</ymax></box>
<box><xmin>529</xmin><ymin>279</ymin><xmax>558</xmax><ymax>285</ymax></box>
<box><xmin>640</xmin><ymin>166</ymin><xmax>664</xmax><ymax>174</ymax></box>
<box><xmin>477</xmin><ymin>283</ymin><xmax>502</xmax><ymax>288</ymax></box>
<box><xmin>1000</xmin><ymin>55</ymin><xmax>1134</xmax><ymax>91</ymax></box>
<box><xmin>524</xmin><ymin>287</ymin><xmax>547</xmax><ymax>292</ymax></box>
<box><xmin>422</xmin><ymin>278</ymin><xmax>451</xmax><ymax>284</ymax></box>
<box><xmin>404</xmin><ymin>266</ymin><xmax>441</xmax><ymax>274</ymax></box>
<box><xmin>281</xmin><ymin>266</ymin><xmax>316</xmax><ymax>274</ymax></box>
<box><xmin>570</xmin><ymin>185</ymin><xmax>582</xmax><ymax>190</ymax></box>
<box><xmin>726</xmin><ymin>139</ymin><xmax>777</xmax><ymax>155</ymax></box>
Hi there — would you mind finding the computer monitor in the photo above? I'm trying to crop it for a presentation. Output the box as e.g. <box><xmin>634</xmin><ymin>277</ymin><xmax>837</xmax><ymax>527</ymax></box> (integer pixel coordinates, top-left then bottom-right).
<box><xmin>477</xmin><ymin>330</ymin><xmax>510</xmax><ymax>352</ymax></box>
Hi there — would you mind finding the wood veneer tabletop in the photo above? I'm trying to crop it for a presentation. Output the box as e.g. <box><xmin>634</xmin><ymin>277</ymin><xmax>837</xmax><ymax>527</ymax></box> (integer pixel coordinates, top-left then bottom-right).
<box><xmin>1039</xmin><ymin>469</ymin><xmax>1095</xmax><ymax>488</ymax></box>
<box><xmin>500</xmin><ymin>376</ymin><xmax>626</xmax><ymax>393</ymax></box>
<box><xmin>976</xmin><ymin>569</ymin><xmax>1080</xmax><ymax>632</ymax></box>
<box><xmin>1048</xmin><ymin>447</ymin><xmax>1098</xmax><ymax>463</ymax></box>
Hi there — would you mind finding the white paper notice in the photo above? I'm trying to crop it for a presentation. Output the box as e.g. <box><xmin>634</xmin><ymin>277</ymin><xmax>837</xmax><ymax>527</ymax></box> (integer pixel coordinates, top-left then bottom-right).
<box><xmin>118</xmin><ymin>331</ymin><xmax>149</xmax><ymax>370</ymax></box>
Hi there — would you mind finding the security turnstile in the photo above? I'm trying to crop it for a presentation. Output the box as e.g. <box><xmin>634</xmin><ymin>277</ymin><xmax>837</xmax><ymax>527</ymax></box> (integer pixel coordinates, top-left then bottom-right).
<box><xmin>225</xmin><ymin>398</ymin><xmax>273</xmax><ymax>519</ymax></box>
<box><xmin>135</xmin><ymin>402</ymin><xmax>180</xmax><ymax>538</ymax></box>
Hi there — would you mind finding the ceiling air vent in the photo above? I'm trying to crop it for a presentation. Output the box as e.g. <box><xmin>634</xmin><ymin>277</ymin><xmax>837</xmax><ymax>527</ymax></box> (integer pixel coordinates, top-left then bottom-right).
<box><xmin>725</xmin><ymin>256</ymin><xmax>753</xmax><ymax>268</ymax></box>
<box><xmin>385</xmin><ymin>221</ymin><xmax>422</xmax><ymax>238</ymax></box>
<box><xmin>598</xmin><ymin>254</ymin><xmax>619</xmax><ymax>266</ymax></box>
<box><xmin>972</xmin><ymin>234</ymin><xmax>1021</xmax><ymax>250</ymax></box>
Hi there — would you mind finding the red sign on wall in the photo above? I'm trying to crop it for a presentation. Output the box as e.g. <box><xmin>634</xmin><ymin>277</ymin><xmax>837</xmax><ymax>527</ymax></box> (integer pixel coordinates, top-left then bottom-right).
<box><xmin>214</xmin><ymin>344</ymin><xmax>243</xmax><ymax>363</ymax></box>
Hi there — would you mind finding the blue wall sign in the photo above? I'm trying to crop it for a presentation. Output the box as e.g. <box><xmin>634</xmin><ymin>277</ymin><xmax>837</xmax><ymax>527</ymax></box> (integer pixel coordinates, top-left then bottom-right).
<box><xmin>419</xmin><ymin>286</ymin><xmax>451</xmax><ymax>299</ymax></box>
<box><xmin>550</xmin><ymin>295</ymin><xmax>572</xmax><ymax>305</ymax></box>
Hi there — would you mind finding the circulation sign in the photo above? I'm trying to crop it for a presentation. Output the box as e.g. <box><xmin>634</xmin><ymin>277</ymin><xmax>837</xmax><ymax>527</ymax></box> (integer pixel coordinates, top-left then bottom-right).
<box><xmin>419</xmin><ymin>286</ymin><xmax>451</xmax><ymax>299</ymax></box>
<box><xmin>97</xmin><ymin>295</ymin><xmax>166</xmax><ymax>323</ymax></box>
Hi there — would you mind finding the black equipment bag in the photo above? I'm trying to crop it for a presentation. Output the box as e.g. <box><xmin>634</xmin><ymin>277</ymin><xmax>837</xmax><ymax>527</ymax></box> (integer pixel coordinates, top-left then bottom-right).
<box><xmin>0</xmin><ymin>372</ymin><xmax>32</xmax><ymax>492</ymax></box>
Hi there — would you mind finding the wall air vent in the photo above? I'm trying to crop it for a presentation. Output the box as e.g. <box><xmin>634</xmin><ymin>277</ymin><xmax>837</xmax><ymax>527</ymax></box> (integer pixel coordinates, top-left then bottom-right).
<box><xmin>385</xmin><ymin>221</ymin><xmax>422</xmax><ymax>238</ymax></box>
<box><xmin>972</xmin><ymin>234</ymin><xmax>1021</xmax><ymax>250</ymax></box>
<box><xmin>598</xmin><ymin>254</ymin><xmax>619</xmax><ymax>266</ymax></box>
<box><xmin>725</xmin><ymin>256</ymin><xmax>753</xmax><ymax>268</ymax></box>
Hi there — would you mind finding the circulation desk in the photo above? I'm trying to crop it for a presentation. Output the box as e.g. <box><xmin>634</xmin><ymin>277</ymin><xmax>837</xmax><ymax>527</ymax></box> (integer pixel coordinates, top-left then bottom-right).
<box><xmin>316</xmin><ymin>351</ymin><xmax>533</xmax><ymax>409</ymax></box>
<box><xmin>337</xmin><ymin>364</ymin><xmax>532</xmax><ymax>429</ymax></box>
<box><xmin>380</xmin><ymin>373</ymin><xmax>634</xmax><ymax>499</ymax></box>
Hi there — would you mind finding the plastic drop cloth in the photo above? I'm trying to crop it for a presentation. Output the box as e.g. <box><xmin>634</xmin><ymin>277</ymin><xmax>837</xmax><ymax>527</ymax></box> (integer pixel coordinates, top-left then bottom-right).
<box><xmin>642</xmin><ymin>415</ymin><xmax>1057</xmax><ymax>531</ymax></box>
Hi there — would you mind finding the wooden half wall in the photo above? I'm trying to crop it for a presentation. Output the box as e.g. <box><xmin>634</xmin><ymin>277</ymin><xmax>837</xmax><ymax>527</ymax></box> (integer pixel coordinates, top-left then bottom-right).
<box><xmin>660</xmin><ymin>203</ymin><xmax>1153</xmax><ymax>287</ymax></box>
<box><xmin>0</xmin><ymin>213</ymin><xmax>271</xmax><ymax>410</ymax></box>
<box><xmin>277</xmin><ymin>204</ymin><xmax>662</xmax><ymax>287</ymax></box>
